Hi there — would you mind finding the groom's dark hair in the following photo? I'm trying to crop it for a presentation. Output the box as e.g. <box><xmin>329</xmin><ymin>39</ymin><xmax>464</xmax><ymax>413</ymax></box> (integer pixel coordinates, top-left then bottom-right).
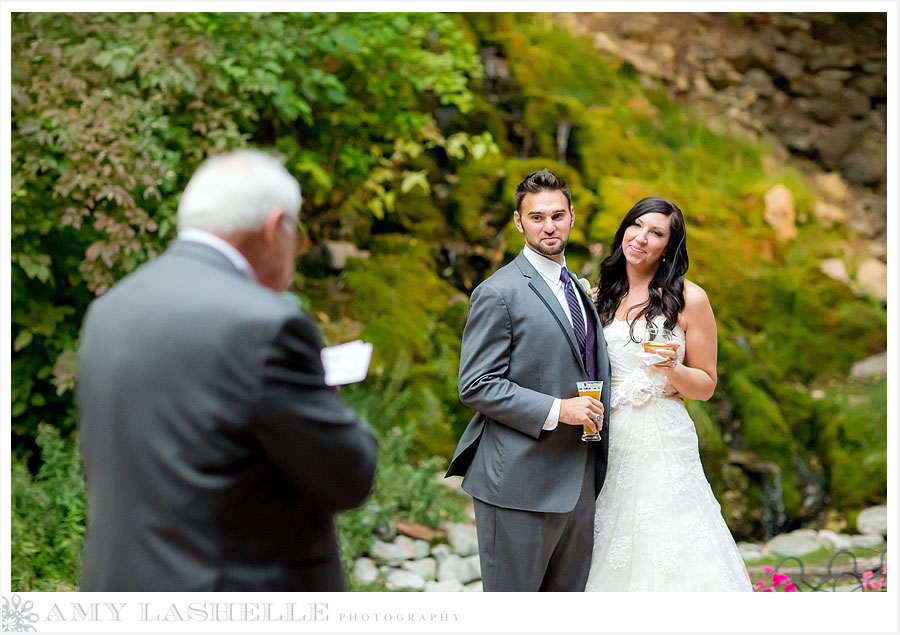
<box><xmin>515</xmin><ymin>169</ymin><xmax>572</xmax><ymax>211</ymax></box>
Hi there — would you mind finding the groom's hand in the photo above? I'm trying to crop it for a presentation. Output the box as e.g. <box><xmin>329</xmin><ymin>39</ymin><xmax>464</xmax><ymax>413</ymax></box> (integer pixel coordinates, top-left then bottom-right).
<box><xmin>559</xmin><ymin>397</ymin><xmax>604</xmax><ymax>432</ymax></box>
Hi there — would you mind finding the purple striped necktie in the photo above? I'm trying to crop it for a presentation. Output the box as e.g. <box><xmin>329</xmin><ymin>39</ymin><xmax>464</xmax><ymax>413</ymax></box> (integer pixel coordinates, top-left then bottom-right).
<box><xmin>559</xmin><ymin>267</ymin><xmax>586</xmax><ymax>358</ymax></box>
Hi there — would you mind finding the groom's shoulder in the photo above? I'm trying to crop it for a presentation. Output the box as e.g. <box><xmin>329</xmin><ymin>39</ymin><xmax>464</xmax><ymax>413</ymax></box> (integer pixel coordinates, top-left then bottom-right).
<box><xmin>474</xmin><ymin>258</ymin><xmax>523</xmax><ymax>293</ymax></box>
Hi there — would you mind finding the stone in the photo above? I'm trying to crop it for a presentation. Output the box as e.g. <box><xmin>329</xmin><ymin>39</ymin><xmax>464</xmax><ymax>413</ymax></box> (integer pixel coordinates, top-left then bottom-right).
<box><xmin>764</xmin><ymin>184</ymin><xmax>797</xmax><ymax>241</ymax></box>
<box><xmin>812</xmin><ymin>201</ymin><xmax>847</xmax><ymax>228</ymax></box>
<box><xmin>855</xmin><ymin>258</ymin><xmax>887</xmax><ymax>302</ymax></box>
<box><xmin>783</xmin><ymin>30</ymin><xmax>816</xmax><ymax>58</ymax></box>
<box><xmin>424</xmin><ymin>579</ymin><xmax>464</xmax><ymax>592</ymax></box>
<box><xmin>855</xmin><ymin>505</ymin><xmax>888</xmax><ymax>535</ymax></box>
<box><xmin>322</xmin><ymin>239</ymin><xmax>369</xmax><ymax>270</ymax></box>
<box><xmin>819</xmin><ymin>258</ymin><xmax>850</xmax><ymax>284</ymax></box>
<box><xmin>851</xmin><ymin>534</ymin><xmax>885</xmax><ymax>550</ymax></box>
<box><xmin>737</xmin><ymin>542</ymin><xmax>764</xmax><ymax>561</ymax></box>
<box><xmin>815</xmin><ymin>121</ymin><xmax>867</xmax><ymax>170</ymax></box>
<box><xmin>854</xmin><ymin>74</ymin><xmax>887</xmax><ymax>99</ymax></box>
<box><xmin>842</xmin><ymin>152</ymin><xmax>884</xmax><ymax>186</ymax></box>
<box><xmin>436</xmin><ymin>554</ymin><xmax>481</xmax><ymax>585</ymax></box>
<box><xmin>848</xmin><ymin>195</ymin><xmax>887</xmax><ymax>238</ymax></box>
<box><xmin>444</xmin><ymin>522</ymin><xmax>479</xmax><ymax>557</ymax></box>
<box><xmin>773</xmin><ymin>110</ymin><xmax>821</xmax><ymax>153</ymax></box>
<box><xmin>384</xmin><ymin>569</ymin><xmax>425</xmax><ymax>591</ymax></box>
<box><xmin>464</xmin><ymin>580</ymin><xmax>483</xmax><ymax>592</ymax></box>
<box><xmin>413</xmin><ymin>539</ymin><xmax>431</xmax><ymax>559</ymax></box>
<box><xmin>616</xmin><ymin>14</ymin><xmax>659</xmax><ymax>40</ymax></box>
<box><xmin>352</xmin><ymin>557</ymin><xmax>378</xmax><ymax>585</ymax></box>
<box><xmin>838</xmin><ymin>90</ymin><xmax>874</xmax><ymax>119</ymax></box>
<box><xmin>771</xmin><ymin>13</ymin><xmax>811</xmax><ymax>32</ymax></box>
<box><xmin>401</xmin><ymin>557</ymin><xmax>437</xmax><ymax>580</ymax></box>
<box><xmin>430</xmin><ymin>544</ymin><xmax>454</xmax><ymax>563</ymax></box>
<box><xmin>796</xmin><ymin>97</ymin><xmax>842</xmax><ymax>124</ymax></box>
<box><xmin>817</xmin><ymin>529</ymin><xmax>853</xmax><ymax>551</ymax></box>
<box><xmin>770</xmin><ymin>51</ymin><xmax>806</xmax><ymax>81</ymax></box>
<box><xmin>369</xmin><ymin>539</ymin><xmax>413</xmax><ymax>566</ymax></box>
<box><xmin>722</xmin><ymin>39</ymin><xmax>754</xmax><ymax>73</ymax></box>
<box><xmin>764</xmin><ymin>529</ymin><xmax>820</xmax><ymax>556</ymax></box>
<box><xmin>396</xmin><ymin>521</ymin><xmax>436</xmax><ymax>543</ymax></box>
<box><xmin>393</xmin><ymin>535</ymin><xmax>416</xmax><ymax>557</ymax></box>
<box><xmin>742</xmin><ymin>68</ymin><xmax>776</xmax><ymax>97</ymax></box>
<box><xmin>592</xmin><ymin>33</ymin><xmax>672</xmax><ymax>81</ymax></box>
<box><xmin>439</xmin><ymin>473</ymin><xmax>466</xmax><ymax>496</ymax></box>
<box><xmin>813</xmin><ymin>172</ymin><xmax>849</xmax><ymax>203</ymax></box>
<box><xmin>809</xmin><ymin>45</ymin><xmax>857</xmax><ymax>72</ymax></box>
<box><xmin>705</xmin><ymin>58</ymin><xmax>742</xmax><ymax>89</ymax></box>
<box><xmin>850</xmin><ymin>352</ymin><xmax>887</xmax><ymax>379</ymax></box>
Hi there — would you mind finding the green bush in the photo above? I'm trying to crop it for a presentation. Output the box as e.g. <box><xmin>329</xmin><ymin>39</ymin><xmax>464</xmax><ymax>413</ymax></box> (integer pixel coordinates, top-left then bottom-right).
<box><xmin>11</xmin><ymin>425</ymin><xmax>85</xmax><ymax>591</ymax></box>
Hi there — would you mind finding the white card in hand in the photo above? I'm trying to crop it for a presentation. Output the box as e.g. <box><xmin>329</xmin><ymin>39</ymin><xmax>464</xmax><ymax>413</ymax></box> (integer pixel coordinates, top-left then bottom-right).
<box><xmin>321</xmin><ymin>340</ymin><xmax>373</xmax><ymax>386</ymax></box>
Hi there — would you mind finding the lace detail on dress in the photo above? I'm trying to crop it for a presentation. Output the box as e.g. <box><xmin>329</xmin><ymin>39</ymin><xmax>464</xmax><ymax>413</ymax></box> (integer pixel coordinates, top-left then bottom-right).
<box><xmin>584</xmin><ymin>316</ymin><xmax>751</xmax><ymax>592</ymax></box>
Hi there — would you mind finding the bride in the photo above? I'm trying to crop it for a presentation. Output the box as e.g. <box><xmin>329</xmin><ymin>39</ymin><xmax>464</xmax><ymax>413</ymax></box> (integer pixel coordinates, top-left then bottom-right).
<box><xmin>585</xmin><ymin>197</ymin><xmax>751</xmax><ymax>592</ymax></box>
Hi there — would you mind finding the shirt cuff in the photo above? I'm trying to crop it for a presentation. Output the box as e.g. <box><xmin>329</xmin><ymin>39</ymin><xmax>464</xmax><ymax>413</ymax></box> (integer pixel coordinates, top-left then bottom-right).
<box><xmin>542</xmin><ymin>398</ymin><xmax>561</xmax><ymax>431</ymax></box>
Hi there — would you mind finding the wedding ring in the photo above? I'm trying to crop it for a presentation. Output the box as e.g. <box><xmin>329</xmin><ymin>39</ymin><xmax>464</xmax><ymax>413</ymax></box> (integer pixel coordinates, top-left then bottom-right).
<box><xmin>668</xmin><ymin>359</ymin><xmax>677</xmax><ymax>367</ymax></box>
<box><xmin>593</xmin><ymin>413</ymin><xmax>602</xmax><ymax>424</ymax></box>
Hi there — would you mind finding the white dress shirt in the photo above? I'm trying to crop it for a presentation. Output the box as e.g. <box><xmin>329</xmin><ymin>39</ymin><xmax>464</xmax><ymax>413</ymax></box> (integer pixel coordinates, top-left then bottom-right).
<box><xmin>521</xmin><ymin>245</ymin><xmax>589</xmax><ymax>430</ymax></box>
<box><xmin>178</xmin><ymin>228</ymin><xmax>257</xmax><ymax>282</ymax></box>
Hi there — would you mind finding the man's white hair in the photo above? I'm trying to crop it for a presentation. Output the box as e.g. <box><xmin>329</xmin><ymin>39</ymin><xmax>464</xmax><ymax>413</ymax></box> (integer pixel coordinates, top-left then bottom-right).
<box><xmin>177</xmin><ymin>149</ymin><xmax>302</xmax><ymax>234</ymax></box>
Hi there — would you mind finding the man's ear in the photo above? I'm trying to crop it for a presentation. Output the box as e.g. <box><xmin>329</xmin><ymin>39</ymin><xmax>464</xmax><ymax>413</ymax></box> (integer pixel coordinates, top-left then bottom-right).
<box><xmin>569</xmin><ymin>206</ymin><xmax>575</xmax><ymax>229</ymax></box>
<box><xmin>513</xmin><ymin>210</ymin><xmax>524</xmax><ymax>233</ymax></box>
<box><xmin>262</xmin><ymin>206</ymin><xmax>285</xmax><ymax>244</ymax></box>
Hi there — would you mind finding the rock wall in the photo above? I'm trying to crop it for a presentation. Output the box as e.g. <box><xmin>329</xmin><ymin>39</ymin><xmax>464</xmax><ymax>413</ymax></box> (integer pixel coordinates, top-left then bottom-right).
<box><xmin>554</xmin><ymin>12</ymin><xmax>887</xmax><ymax>292</ymax></box>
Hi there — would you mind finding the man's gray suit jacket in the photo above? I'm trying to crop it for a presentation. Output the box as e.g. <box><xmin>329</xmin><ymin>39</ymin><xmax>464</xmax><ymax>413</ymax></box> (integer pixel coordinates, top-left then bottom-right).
<box><xmin>77</xmin><ymin>240</ymin><xmax>377</xmax><ymax>591</ymax></box>
<box><xmin>446</xmin><ymin>250</ymin><xmax>611</xmax><ymax>513</ymax></box>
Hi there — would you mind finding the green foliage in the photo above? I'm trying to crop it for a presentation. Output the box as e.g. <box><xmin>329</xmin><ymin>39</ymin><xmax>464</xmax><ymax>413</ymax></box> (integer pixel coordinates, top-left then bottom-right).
<box><xmin>817</xmin><ymin>377</ymin><xmax>887</xmax><ymax>512</ymax></box>
<box><xmin>11</xmin><ymin>425</ymin><xmax>85</xmax><ymax>591</ymax></box>
<box><xmin>337</xmin><ymin>376</ymin><xmax>469</xmax><ymax>578</ymax></box>
<box><xmin>322</xmin><ymin>238</ymin><xmax>468</xmax><ymax>458</ymax></box>
<box><xmin>11</xmin><ymin>11</ymin><xmax>488</xmax><ymax>452</ymax></box>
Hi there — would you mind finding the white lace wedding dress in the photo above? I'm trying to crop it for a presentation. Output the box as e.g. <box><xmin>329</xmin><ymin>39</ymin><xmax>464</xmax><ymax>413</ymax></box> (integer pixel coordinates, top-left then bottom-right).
<box><xmin>585</xmin><ymin>316</ymin><xmax>751</xmax><ymax>591</ymax></box>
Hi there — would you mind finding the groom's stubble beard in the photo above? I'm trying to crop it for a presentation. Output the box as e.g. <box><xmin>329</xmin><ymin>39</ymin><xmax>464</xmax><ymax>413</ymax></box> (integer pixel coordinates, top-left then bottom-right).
<box><xmin>525</xmin><ymin>233</ymin><xmax>568</xmax><ymax>260</ymax></box>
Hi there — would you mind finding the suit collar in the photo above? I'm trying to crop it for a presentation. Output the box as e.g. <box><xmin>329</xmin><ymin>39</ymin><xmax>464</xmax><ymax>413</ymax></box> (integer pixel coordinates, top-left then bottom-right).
<box><xmin>177</xmin><ymin>228</ymin><xmax>257</xmax><ymax>282</ymax></box>
<box><xmin>167</xmin><ymin>239</ymin><xmax>255</xmax><ymax>282</ymax></box>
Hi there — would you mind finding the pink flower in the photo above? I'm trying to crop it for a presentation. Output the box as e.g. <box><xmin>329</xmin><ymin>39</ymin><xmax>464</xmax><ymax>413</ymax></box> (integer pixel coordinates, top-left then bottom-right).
<box><xmin>772</xmin><ymin>572</ymin><xmax>791</xmax><ymax>586</ymax></box>
<box><xmin>783</xmin><ymin>583</ymin><xmax>797</xmax><ymax>592</ymax></box>
<box><xmin>763</xmin><ymin>566</ymin><xmax>774</xmax><ymax>573</ymax></box>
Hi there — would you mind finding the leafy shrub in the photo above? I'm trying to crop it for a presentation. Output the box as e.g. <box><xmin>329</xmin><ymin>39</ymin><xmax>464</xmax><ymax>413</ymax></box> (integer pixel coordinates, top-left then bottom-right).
<box><xmin>11</xmin><ymin>425</ymin><xmax>85</xmax><ymax>591</ymax></box>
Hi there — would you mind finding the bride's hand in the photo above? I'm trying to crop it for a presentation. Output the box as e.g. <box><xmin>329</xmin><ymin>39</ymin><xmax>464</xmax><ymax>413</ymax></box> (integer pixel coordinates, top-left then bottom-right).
<box><xmin>651</xmin><ymin>342</ymin><xmax>680</xmax><ymax>368</ymax></box>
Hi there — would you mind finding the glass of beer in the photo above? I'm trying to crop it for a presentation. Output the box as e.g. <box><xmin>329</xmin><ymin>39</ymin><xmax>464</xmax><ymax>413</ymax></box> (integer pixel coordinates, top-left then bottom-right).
<box><xmin>577</xmin><ymin>380</ymin><xmax>603</xmax><ymax>442</ymax></box>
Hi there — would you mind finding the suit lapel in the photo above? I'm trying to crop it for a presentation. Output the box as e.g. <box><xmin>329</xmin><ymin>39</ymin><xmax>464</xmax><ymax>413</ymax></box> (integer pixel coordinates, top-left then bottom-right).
<box><xmin>514</xmin><ymin>252</ymin><xmax>585</xmax><ymax>373</ymax></box>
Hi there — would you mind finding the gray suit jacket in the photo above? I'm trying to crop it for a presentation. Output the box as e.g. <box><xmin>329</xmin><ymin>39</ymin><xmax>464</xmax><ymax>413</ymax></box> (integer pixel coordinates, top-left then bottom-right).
<box><xmin>77</xmin><ymin>240</ymin><xmax>377</xmax><ymax>591</ymax></box>
<box><xmin>446</xmin><ymin>250</ymin><xmax>611</xmax><ymax>513</ymax></box>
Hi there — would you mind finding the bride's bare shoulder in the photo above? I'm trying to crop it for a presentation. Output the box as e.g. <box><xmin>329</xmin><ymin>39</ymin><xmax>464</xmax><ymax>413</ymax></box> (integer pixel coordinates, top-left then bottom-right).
<box><xmin>680</xmin><ymin>279</ymin><xmax>714</xmax><ymax>330</ymax></box>
<box><xmin>682</xmin><ymin>279</ymin><xmax>709</xmax><ymax>306</ymax></box>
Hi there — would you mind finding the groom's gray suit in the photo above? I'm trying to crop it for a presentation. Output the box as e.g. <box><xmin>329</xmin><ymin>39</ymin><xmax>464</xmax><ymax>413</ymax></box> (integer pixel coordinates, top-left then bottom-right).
<box><xmin>446</xmin><ymin>249</ymin><xmax>611</xmax><ymax>591</ymax></box>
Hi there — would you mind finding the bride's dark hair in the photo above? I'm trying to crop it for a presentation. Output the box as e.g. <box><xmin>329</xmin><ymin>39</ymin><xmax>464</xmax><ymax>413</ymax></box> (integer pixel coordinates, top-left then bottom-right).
<box><xmin>595</xmin><ymin>197</ymin><xmax>689</xmax><ymax>341</ymax></box>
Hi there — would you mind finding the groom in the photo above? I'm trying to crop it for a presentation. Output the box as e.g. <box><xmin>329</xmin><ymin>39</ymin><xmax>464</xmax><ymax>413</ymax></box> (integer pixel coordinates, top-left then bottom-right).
<box><xmin>446</xmin><ymin>169</ymin><xmax>611</xmax><ymax>591</ymax></box>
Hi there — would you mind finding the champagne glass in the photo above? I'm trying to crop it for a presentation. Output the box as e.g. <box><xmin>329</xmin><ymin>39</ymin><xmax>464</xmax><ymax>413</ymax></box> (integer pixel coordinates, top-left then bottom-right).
<box><xmin>642</xmin><ymin>324</ymin><xmax>676</xmax><ymax>358</ymax></box>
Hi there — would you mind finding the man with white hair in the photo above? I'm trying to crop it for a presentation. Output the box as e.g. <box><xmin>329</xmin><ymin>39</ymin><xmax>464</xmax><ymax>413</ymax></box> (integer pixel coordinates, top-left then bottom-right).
<box><xmin>77</xmin><ymin>149</ymin><xmax>377</xmax><ymax>591</ymax></box>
